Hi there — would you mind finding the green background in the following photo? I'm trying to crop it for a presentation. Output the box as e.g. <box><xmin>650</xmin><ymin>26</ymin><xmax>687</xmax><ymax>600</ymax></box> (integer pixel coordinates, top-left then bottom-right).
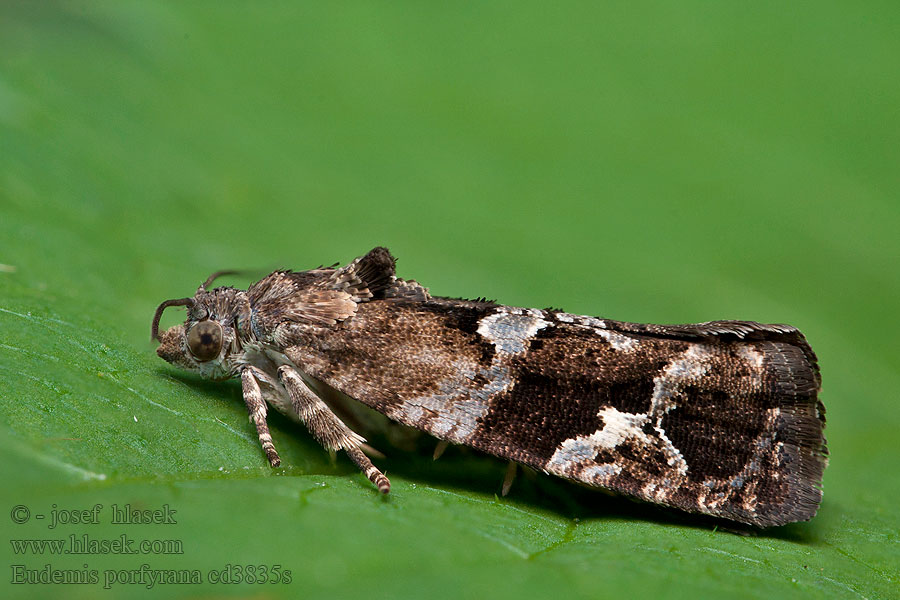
<box><xmin>2</xmin><ymin>2</ymin><xmax>898</xmax><ymax>598</ymax></box>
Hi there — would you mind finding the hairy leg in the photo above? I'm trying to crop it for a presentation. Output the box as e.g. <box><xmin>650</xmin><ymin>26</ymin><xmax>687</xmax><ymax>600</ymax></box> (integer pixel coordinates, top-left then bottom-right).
<box><xmin>241</xmin><ymin>367</ymin><xmax>281</xmax><ymax>467</ymax></box>
<box><xmin>277</xmin><ymin>365</ymin><xmax>390</xmax><ymax>493</ymax></box>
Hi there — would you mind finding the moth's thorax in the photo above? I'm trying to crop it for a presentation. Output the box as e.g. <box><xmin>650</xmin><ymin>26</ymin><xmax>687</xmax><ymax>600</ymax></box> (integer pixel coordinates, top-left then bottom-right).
<box><xmin>232</xmin><ymin>342</ymin><xmax>295</xmax><ymax>377</ymax></box>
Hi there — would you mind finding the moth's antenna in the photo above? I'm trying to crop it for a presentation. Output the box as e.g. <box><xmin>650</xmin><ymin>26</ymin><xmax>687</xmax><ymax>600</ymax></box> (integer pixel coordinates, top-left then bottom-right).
<box><xmin>201</xmin><ymin>270</ymin><xmax>242</xmax><ymax>290</ymax></box>
<box><xmin>151</xmin><ymin>298</ymin><xmax>194</xmax><ymax>342</ymax></box>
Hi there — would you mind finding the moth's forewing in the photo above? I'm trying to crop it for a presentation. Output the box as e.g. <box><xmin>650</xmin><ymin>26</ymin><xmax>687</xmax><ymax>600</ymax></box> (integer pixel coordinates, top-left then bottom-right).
<box><xmin>284</xmin><ymin>299</ymin><xmax>825</xmax><ymax>527</ymax></box>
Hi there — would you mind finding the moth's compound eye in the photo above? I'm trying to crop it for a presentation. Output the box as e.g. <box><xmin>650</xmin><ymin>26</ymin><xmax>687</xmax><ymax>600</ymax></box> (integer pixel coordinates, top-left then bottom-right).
<box><xmin>186</xmin><ymin>320</ymin><xmax>223</xmax><ymax>362</ymax></box>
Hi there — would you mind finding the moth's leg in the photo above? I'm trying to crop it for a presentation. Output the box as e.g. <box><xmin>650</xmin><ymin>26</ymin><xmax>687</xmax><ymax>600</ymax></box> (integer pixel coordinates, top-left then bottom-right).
<box><xmin>344</xmin><ymin>446</ymin><xmax>391</xmax><ymax>495</ymax></box>
<box><xmin>501</xmin><ymin>462</ymin><xmax>518</xmax><ymax>496</ymax></box>
<box><xmin>241</xmin><ymin>367</ymin><xmax>281</xmax><ymax>467</ymax></box>
<box><xmin>277</xmin><ymin>365</ymin><xmax>391</xmax><ymax>494</ymax></box>
<box><xmin>433</xmin><ymin>440</ymin><xmax>450</xmax><ymax>461</ymax></box>
<box><xmin>310</xmin><ymin>375</ymin><xmax>420</xmax><ymax>452</ymax></box>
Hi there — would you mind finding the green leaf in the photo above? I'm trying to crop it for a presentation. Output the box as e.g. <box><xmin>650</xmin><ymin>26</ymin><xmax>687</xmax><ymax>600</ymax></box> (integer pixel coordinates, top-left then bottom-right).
<box><xmin>1</xmin><ymin>2</ymin><xmax>897</xmax><ymax>599</ymax></box>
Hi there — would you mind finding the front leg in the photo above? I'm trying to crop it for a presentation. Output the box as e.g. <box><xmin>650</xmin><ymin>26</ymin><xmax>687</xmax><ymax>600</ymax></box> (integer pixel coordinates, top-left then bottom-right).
<box><xmin>277</xmin><ymin>365</ymin><xmax>390</xmax><ymax>493</ymax></box>
<box><xmin>241</xmin><ymin>367</ymin><xmax>281</xmax><ymax>467</ymax></box>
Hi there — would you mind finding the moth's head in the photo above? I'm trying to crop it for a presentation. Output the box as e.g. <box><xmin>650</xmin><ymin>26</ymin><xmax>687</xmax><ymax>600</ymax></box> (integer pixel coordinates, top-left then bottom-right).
<box><xmin>151</xmin><ymin>284</ymin><xmax>245</xmax><ymax>380</ymax></box>
<box><xmin>155</xmin><ymin>319</ymin><xmax>229</xmax><ymax>378</ymax></box>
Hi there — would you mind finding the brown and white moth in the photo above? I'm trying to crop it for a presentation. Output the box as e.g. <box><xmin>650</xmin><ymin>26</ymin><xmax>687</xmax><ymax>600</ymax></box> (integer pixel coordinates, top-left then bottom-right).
<box><xmin>151</xmin><ymin>247</ymin><xmax>826</xmax><ymax>527</ymax></box>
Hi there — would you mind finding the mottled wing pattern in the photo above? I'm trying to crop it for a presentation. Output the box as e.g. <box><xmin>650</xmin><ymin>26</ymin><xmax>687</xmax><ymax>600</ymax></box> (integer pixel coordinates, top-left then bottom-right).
<box><xmin>282</xmin><ymin>297</ymin><xmax>825</xmax><ymax>527</ymax></box>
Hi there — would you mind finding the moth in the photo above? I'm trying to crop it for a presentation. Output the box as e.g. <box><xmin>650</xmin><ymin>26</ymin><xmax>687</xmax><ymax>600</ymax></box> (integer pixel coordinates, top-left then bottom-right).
<box><xmin>152</xmin><ymin>247</ymin><xmax>827</xmax><ymax>527</ymax></box>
